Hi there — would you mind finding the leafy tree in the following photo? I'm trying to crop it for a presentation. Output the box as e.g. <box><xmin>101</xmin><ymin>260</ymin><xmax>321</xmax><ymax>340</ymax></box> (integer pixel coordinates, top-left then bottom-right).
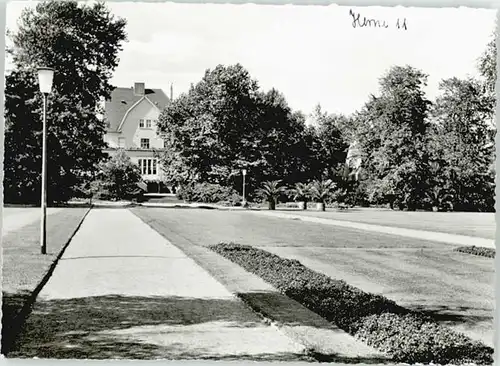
<box><xmin>159</xmin><ymin>65</ymin><xmax>259</xmax><ymax>187</ymax></box>
<box><xmin>315</xmin><ymin>113</ymin><xmax>350</xmax><ymax>180</ymax></box>
<box><xmin>4</xmin><ymin>0</ymin><xmax>127</xmax><ymax>204</ymax></box>
<box><xmin>356</xmin><ymin>66</ymin><xmax>432</xmax><ymax>210</ymax></box>
<box><xmin>306</xmin><ymin>104</ymin><xmax>351</xmax><ymax>184</ymax></box>
<box><xmin>478</xmin><ymin>35</ymin><xmax>496</xmax><ymax>95</ymax></box>
<box><xmin>94</xmin><ymin>150</ymin><xmax>142</xmax><ymax>200</ymax></box>
<box><xmin>429</xmin><ymin>77</ymin><xmax>495</xmax><ymax>211</ymax></box>
<box><xmin>158</xmin><ymin>64</ymin><xmax>313</xmax><ymax>198</ymax></box>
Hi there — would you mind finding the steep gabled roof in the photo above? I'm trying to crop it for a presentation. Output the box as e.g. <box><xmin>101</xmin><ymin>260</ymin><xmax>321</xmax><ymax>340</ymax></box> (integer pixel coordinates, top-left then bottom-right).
<box><xmin>105</xmin><ymin>86</ymin><xmax>170</xmax><ymax>132</ymax></box>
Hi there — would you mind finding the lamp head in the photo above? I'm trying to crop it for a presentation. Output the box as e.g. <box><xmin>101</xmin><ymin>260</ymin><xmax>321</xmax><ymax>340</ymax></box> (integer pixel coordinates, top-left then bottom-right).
<box><xmin>242</xmin><ymin>169</ymin><xmax>247</xmax><ymax>176</ymax></box>
<box><xmin>37</xmin><ymin>67</ymin><xmax>55</xmax><ymax>94</ymax></box>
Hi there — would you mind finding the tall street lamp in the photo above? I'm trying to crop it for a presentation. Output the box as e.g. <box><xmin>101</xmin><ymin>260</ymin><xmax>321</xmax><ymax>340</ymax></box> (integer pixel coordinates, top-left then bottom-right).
<box><xmin>37</xmin><ymin>67</ymin><xmax>54</xmax><ymax>255</ymax></box>
<box><xmin>242</xmin><ymin>169</ymin><xmax>247</xmax><ymax>207</ymax></box>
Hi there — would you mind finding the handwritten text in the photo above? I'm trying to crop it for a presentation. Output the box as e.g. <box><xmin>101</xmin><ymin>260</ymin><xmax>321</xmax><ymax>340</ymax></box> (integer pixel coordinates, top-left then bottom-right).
<box><xmin>349</xmin><ymin>9</ymin><xmax>407</xmax><ymax>30</ymax></box>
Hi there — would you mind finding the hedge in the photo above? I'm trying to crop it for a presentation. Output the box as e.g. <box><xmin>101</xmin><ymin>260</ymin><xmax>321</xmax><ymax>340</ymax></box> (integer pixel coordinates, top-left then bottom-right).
<box><xmin>454</xmin><ymin>245</ymin><xmax>495</xmax><ymax>258</ymax></box>
<box><xmin>176</xmin><ymin>183</ymin><xmax>241</xmax><ymax>206</ymax></box>
<box><xmin>210</xmin><ymin>243</ymin><xmax>493</xmax><ymax>365</ymax></box>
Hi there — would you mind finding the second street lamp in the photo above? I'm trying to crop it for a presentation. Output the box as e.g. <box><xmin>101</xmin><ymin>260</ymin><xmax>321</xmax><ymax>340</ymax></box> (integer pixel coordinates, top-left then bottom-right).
<box><xmin>242</xmin><ymin>169</ymin><xmax>247</xmax><ymax>207</ymax></box>
<box><xmin>37</xmin><ymin>67</ymin><xmax>55</xmax><ymax>255</ymax></box>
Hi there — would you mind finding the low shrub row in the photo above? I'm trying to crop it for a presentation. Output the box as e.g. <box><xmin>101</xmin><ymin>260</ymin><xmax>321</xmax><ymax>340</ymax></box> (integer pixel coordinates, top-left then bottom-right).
<box><xmin>454</xmin><ymin>245</ymin><xmax>495</xmax><ymax>258</ymax></box>
<box><xmin>176</xmin><ymin>183</ymin><xmax>242</xmax><ymax>205</ymax></box>
<box><xmin>209</xmin><ymin>243</ymin><xmax>493</xmax><ymax>365</ymax></box>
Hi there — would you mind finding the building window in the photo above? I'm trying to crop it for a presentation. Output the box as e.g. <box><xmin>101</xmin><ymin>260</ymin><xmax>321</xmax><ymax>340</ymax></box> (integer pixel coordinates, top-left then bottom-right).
<box><xmin>118</xmin><ymin>137</ymin><xmax>126</xmax><ymax>148</ymax></box>
<box><xmin>137</xmin><ymin>158</ymin><xmax>158</xmax><ymax>175</ymax></box>
<box><xmin>139</xmin><ymin>119</ymin><xmax>145</xmax><ymax>128</ymax></box>
<box><xmin>146</xmin><ymin>119</ymin><xmax>152</xmax><ymax>128</ymax></box>
<box><xmin>140</xmin><ymin>138</ymin><xmax>150</xmax><ymax>149</ymax></box>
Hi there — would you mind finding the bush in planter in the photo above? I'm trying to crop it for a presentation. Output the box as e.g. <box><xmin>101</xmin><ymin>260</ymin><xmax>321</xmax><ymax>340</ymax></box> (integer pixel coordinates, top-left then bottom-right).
<box><xmin>310</xmin><ymin>179</ymin><xmax>336</xmax><ymax>211</ymax></box>
<box><xmin>291</xmin><ymin>182</ymin><xmax>313</xmax><ymax>210</ymax></box>
<box><xmin>257</xmin><ymin>180</ymin><xmax>286</xmax><ymax>210</ymax></box>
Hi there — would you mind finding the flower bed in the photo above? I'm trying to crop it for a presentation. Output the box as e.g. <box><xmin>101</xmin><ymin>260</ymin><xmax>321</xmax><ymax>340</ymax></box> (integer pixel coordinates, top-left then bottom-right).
<box><xmin>454</xmin><ymin>245</ymin><xmax>495</xmax><ymax>258</ymax></box>
<box><xmin>209</xmin><ymin>242</ymin><xmax>493</xmax><ymax>365</ymax></box>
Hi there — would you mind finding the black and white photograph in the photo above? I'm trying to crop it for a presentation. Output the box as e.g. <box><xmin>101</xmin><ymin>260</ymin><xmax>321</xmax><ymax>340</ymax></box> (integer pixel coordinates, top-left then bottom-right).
<box><xmin>1</xmin><ymin>1</ymin><xmax>496</xmax><ymax>363</ymax></box>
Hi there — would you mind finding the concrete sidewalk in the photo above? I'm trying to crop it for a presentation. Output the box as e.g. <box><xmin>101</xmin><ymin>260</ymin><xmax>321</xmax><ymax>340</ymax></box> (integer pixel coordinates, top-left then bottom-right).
<box><xmin>13</xmin><ymin>209</ymin><xmax>306</xmax><ymax>360</ymax></box>
<box><xmin>247</xmin><ymin>210</ymin><xmax>495</xmax><ymax>249</ymax></box>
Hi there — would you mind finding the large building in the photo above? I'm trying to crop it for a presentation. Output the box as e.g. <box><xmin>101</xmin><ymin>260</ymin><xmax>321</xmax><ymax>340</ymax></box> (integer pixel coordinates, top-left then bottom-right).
<box><xmin>103</xmin><ymin>82</ymin><xmax>171</xmax><ymax>192</ymax></box>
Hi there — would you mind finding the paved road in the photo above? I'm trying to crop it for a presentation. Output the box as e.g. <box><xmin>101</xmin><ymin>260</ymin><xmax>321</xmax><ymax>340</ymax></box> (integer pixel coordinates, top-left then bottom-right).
<box><xmin>12</xmin><ymin>209</ymin><xmax>305</xmax><ymax>360</ymax></box>
<box><xmin>131</xmin><ymin>208</ymin><xmax>494</xmax><ymax>347</ymax></box>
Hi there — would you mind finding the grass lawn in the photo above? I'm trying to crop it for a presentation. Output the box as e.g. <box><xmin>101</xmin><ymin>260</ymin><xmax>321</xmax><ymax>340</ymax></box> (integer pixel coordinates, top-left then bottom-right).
<box><xmin>2</xmin><ymin>207</ymin><xmax>90</xmax><ymax>354</ymax></box>
<box><xmin>270</xmin><ymin>207</ymin><xmax>495</xmax><ymax>239</ymax></box>
<box><xmin>131</xmin><ymin>207</ymin><xmax>494</xmax><ymax>347</ymax></box>
<box><xmin>2</xmin><ymin>207</ymin><xmax>63</xmax><ymax>237</ymax></box>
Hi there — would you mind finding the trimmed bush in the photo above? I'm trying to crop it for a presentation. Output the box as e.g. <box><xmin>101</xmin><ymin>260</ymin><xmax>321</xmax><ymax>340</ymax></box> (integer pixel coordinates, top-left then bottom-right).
<box><xmin>93</xmin><ymin>150</ymin><xmax>142</xmax><ymax>201</ymax></box>
<box><xmin>355</xmin><ymin>313</ymin><xmax>493</xmax><ymax>364</ymax></box>
<box><xmin>454</xmin><ymin>245</ymin><xmax>495</xmax><ymax>258</ymax></box>
<box><xmin>176</xmin><ymin>183</ymin><xmax>241</xmax><ymax>205</ymax></box>
<box><xmin>210</xmin><ymin>243</ymin><xmax>493</xmax><ymax>365</ymax></box>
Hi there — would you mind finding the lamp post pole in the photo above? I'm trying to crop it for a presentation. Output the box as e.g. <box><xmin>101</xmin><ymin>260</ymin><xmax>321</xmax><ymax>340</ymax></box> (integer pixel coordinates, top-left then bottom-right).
<box><xmin>40</xmin><ymin>92</ymin><xmax>48</xmax><ymax>254</ymax></box>
<box><xmin>242</xmin><ymin>169</ymin><xmax>247</xmax><ymax>206</ymax></box>
<box><xmin>37</xmin><ymin>67</ymin><xmax>54</xmax><ymax>255</ymax></box>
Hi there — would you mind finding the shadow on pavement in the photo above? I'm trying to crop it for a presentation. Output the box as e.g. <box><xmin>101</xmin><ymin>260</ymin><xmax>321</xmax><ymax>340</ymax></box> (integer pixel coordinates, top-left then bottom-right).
<box><xmin>5</xmin><ymin>294</ymin><xmax>311</xmax><ymax>360</ymax></box>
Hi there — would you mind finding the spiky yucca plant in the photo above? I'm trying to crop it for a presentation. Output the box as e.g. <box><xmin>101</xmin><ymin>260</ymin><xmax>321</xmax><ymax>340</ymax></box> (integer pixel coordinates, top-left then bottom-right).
<box><xmin>311</xmin><ymin>179</ymin><xmax>336</xmax><ymax>211</ymax></box>
<box><xmin>258</xmin><ymin>180</ymin><xmax>286</xmax><ymax>210</ymax></box>
<box><xmin>291</xmin><ymin>182</ymin><xmax>313</xmax><ymax>210</ymax></box>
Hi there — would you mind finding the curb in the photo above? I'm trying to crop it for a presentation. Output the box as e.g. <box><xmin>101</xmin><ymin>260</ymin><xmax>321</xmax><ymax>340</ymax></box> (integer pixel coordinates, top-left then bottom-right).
<box><xmin>2</xmin><ymin>207</ymin><xmax>92</xmax><ymax>355</ymax></box>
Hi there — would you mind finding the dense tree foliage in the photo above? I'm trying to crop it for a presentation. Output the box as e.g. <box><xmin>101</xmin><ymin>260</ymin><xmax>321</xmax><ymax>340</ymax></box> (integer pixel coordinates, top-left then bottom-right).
<box><xmin>309</xmin><ymin>104</ymin><xmax>350</xmax><ymax>180</ymax></box>
<box><xmin>4</xmin><ymin>0</ymin><xmax>127</xmax><ymax>204</ymax></box>
<box><xmin>158</xmin><ymin>46</ymin><xmax>495</xmax><ymax>211</ymax></box>
<box><xmin>428</xmin><ymin>77</ymin><xmax>495</xmax><ymax>211</ymax></box>
<box><xmin>158</xmin><ymin>64</ymin><xmax>315</xmax><ymax>198</ymax></box>
<box><xmin>353</xmin><ymin>66</ymin><xmax>432</xmax><ymax>210</ymax></box>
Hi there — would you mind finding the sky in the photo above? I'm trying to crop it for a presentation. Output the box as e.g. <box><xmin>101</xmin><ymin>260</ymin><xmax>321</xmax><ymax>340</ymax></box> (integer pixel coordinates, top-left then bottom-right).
<box><xmin>5</xmin><ymin>2</ymin><xmax>497</xmax><ymax>119</ymax></box>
